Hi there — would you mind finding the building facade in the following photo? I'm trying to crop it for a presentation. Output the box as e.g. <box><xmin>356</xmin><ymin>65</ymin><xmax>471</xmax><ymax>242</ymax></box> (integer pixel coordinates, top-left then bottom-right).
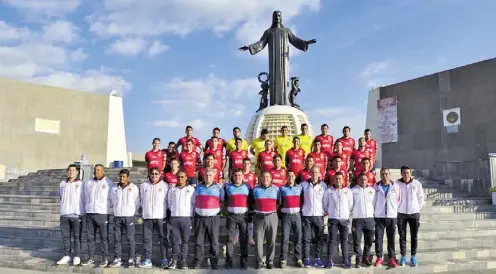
<box><xmin>0</xmin><ymin>78</ymin><xmax>129</xmax><ymax>178</ymax></box>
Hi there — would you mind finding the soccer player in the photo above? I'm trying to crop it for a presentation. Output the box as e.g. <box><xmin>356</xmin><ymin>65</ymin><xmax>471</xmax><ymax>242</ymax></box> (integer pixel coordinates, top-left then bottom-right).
<box><xmin>109</xmin><ymin>169</ymin><xmax>140</xmax><ymax>268</ymax></box>
<box><xmin>198</xmin><ymin>153</ymin><xmax>221</xmax><ymax>184</ymax></box>
<box><xmin>307</xmin><ymin>140</ymin><xmax>327</xmax><ymax>179</ymax></box>
<box><xmin>145</xmin><ymin>138</ymin><xmax>166</xmax><ymax>173</ymax></box>
<box><xmin>57</xmin><ymin>164</ymin><xmax>84</xmax><ymax>266</ymax></box>
<box><xmin>139</xmin><ymin>168</ymin><xmax>169</xmax><ymax>269</ymax></box>
<box><xmin>323</xmin><ymin>172</ymin><xmax>353</xmax><ymax>269</ymax></box>
<box><xmin>274</xmin><ymin>126</ymin><xmax>292</xmax><ymax>167</ymax></box>
<box><xmin>167</xmin><ymin>171</ymin><xmax>195</xmax><ymax>270</ymax></box>
<box><xmin>224</xmin><ymin>169</ymin><xmax>252</xmax><ymax>269</ymax></box>
<box><xmin>203</xmin><ymin>137</ymin><xmax>226</xmax><ymax>177</ymax></box>
<box><xmin>373</xmin><ymin>168</ymin><xmax>401</xmax><ymax>268</ymax></box>
<box><xmin>286</xmin><ymin>136</ymin><xmax>306</xmax><ymax>174</ymax></box>
<box><xmin>81</xmin><ymin>165</ymin><xmax>113</xmax><ymax>267</ymax></box>
<box><xmin>250</xmin><ymin>129</ymin><xmax>270</xmax><ymax>169</ymax></box>
<box><xmin>269</xmin><ymin>154</ymin><xmax>287</xmax><ymax>188</ymax></box>
<box><xmin>176</xmin><ymin>125</ymin><xmax>203</xmax><ymax>153</ymax></box>
<box><xmin>228</xmin><ymin>138</ymin><xmax>248</xmax><ymax>175</ymax></box>
<box><xmin>328</xmin><ymin>141</ymin><xmax>350</xmax><ymax>171</ymax></box>
<box><xmin>360</xmin><ymin>158</ymin><xmax>376</xmax><ymax>187</ymax></box>
<box><xmin>350</xmin><ymin>138</ymin><xmax>371</xmax><ymax>180</ymax></box>
<box><xmin>297</xmin><ymin>123</ymin><xmax>313</xmax><ymax>155</ymax></box>
<box><xmin>335</xmin><ymin>126</ymin><xmax>355</xmax><ymax>157</ymax></box>
<box><xmin>314</xmin><ymin>124</ymin><xmax>334</xmax><ymax>155</ymax></box>
<box><xmin>301</xmin><ymin>166</ymin><xmax>327</xmax><ymax>268</ymax></box>
<box><xmin>193</xmin><ymin>169</ymin><xmax>224</xmax><ymax>269</ymax></box>
<box><xmin>226</xmin><ymin>127</ymin><xmax>249</xmax><ymax>154</ymax></box>
<box><xmin>178</xmin><ymin>139</ymin><xmax>201</xmax><ymax>187</ymax></box>
<box><xmin>257</xmin><ymin>139</ymin><xmax>276</xmax><ymax>172</ymax></box>
<box><xmin>364</xmin><ymin>129</ymin><xmax>378</xmax><ymax>169</ymax></box>
<box><xmin>278</xmin><ymin>170</ymin><xmax>304</xmax><ymax>268</ymax></box>
<box><xmin>163</xmin><ymin>158</ymin><xmax>180</xmax><ymax>186</ymax></box>
<box><xmin>204</xmin><ymin>127</ymin><xmax>226</xmax><ymax>151</ymax></box>
<box><xmin>252</xmin><ymin>171</ymin><xmax>280</xmax><ymax>269</ymax></box>
<box><xmin>296</xmin><ymin>155</ymin><xmax>314</xmax><ymax>183</ymax></box>
<box><xmin>163</xmin><ymin>141</ymin><xmax>179</xmax><ymax>173</ymax></box>
<box><xmin>396</xmin><ymin>165</ymin><xmax>424</xmax><ymax>267</ymax></box>
<box><xmin>325</xmin><ymin>155</ymin><xmax>349</xmax><ymax>187</ymax></box>
<box><xmin>351</xmin><ymin>173</ymin><xmax>376</xmax><ymax>267</ymax></box>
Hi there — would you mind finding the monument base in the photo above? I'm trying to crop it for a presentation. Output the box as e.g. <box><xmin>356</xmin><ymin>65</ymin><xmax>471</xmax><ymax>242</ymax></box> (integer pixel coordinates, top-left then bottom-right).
<box><xmin>245</xmin><ymin>105</ymin><xmax>313</xmax><ymax>143</ymax></box>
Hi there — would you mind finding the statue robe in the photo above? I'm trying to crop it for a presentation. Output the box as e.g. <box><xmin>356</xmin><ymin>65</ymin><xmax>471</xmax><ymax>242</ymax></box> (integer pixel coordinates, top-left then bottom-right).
<box><xmin>248</xmin><ymin>27</ymin><xmax>308</xmax><ymax>106</ymax></box>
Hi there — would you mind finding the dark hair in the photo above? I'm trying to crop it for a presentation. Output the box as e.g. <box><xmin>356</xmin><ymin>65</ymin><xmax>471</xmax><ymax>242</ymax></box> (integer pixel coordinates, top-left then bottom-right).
<box><xmin>119</xmin><ymin>169</ymin><xmax>130</xmax><ymax>177</ymax></box>
<box><xmin>94</xmin><ymin>164</ymin><xmax>104</xmax><ymax>169</ymax></box>
<box><xmin>213</xmin><ymin>127</ymin><xmax>220</xmax><ymax>132</ymax></box>
<box><xmin>364</xmin><ymin>129</ymin><xmax>371</xmax><ymax>133</ymax></box>
<box><xmin>273</xmin><ymin>154</ymin><xmax>282</xmax><ymax>161</ymax></box>
<box><xmin>210</xmin><ymin>136</ymin><xmax>218</xmax><ymax>141</ymax></box>
<box><xmin>152</xmin><ymin>137</ymin><xmax>161</xmax><ymax>143</ymax></box>
<box><xmin>358</xmin><ymin>137</ymin><xmax>365</xmax><ymax>142</ymax></box>
<box><xmin>67</xmin><ymin>164</ymin><xmax>78</xmax><ymax>170</ymax></box>
<box><xmin>321</xmin><ymin>124</ymin><xmax>328</xmax><ymax>128</ymax></box>
<box><xmin>301</xmin><ymin>123</ymin><xmax>308</xmax><ymax>128</ymax></box>
<box><xmin>170</xmin><ymin>158</ymin><xmax>179</xmax><ymax>163</ymax></box>
<box><xmin>261</xmin><ymin>129</ymin><xmax>269</xmax><ymax>135</ymax></box>
<box><xmin>361</xmin><ymin>157</ymin><xmax>371</xmax><ymax>163</ymax></box>
<box><xmin>343</xmin><ymin>126</ymin><xmax>350</xmax><ymax>132</ymax></box>
<box><xmin>281</xmin><ymin>126</ymin><xmax>288</xmax><ymax>130</ymax></box>
<box><xmin>185</xmin><ymin>125</ymin><xmax>193</xmax><ymax>130</ymax></box>
<box><xmin>186</xmin><ymin>139</ymin><xmax>194</xmax><ymax>144</ymax></box>
<box><xmin>306</xmin><ymin>155</ymin><xmax>314</xmax><ymax>160</ymax></box>
<box><xmin>313</xmin><ymin>139</ymin><xmax>321</xmax><ymax>144</ymax></box>
<box><xmin>293</xmin><ymin>136</ymin><xmax>300</xmax><ymax>142</ymax></box>
<box><xmin>149</xmin><ymin>167</ymin><xmax>160</xmax><ymax>173</ymax></box>
<box><xmin>234</xmin><ymin>168</ymin><xmax>243</xmax><ymax>174</ymax></box>
<box><xmin>204</xmin><ymin>153</ymin><xmax>215</xmax><ymax>159</ymax></box>
<box><xmin>335</xmin><ymin>171</ymin><xmax>344</xmax><ymax>177</ymax></box>
<box><xmin>400</xmin><ymin>165</ymin><xmax>412</xmax><ymax>172</ymax></box>
<box><xmin>235</xmin><ymin>137</ymin><xmax>242</xmax><ymax>143</ymax></box>
<box><xmin>233</xmin><ymin>127</ymin><xmax>240</xmax><ymax>131</ymax></box>
<box><xmin>242</xmin><ymin>157</ymin><xmax>251</xmax><ymax>163</ymax></box>
<box><xmin>331</xmin><ymin>155</ymin><xmax>342</xmax><ymax>162</ymax></box>
<box><xmin>168</xmin><ymin>141</ymin><xmax>175</xmax><ymax>146</ymax></box>
<box><xmin>359</xmin><ymin>172</ymin><xmax>368</xmax><ymax>178</ymax></box>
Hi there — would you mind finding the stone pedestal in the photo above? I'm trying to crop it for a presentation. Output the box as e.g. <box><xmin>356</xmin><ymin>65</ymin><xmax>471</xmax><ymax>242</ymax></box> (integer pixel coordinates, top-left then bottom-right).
<box><xmin>489</xmin><ymin>153</ymin><xmax>496</xmax><ymax>188</ymax></box>
<box><xmin>245</xmin><ymin>105</ymin><xmax>313</xmax><ymax>143</ymax></box>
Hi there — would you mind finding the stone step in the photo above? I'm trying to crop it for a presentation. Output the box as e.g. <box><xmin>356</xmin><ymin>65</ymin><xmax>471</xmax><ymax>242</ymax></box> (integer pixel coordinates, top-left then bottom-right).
<box><xmin>1</xmin><ymin>248</ymin><xmax>496</xmax><ymax>274</ymax></box>
<box><xmin>0</xmin><ymin>202</ymin><xmax>59</xmax><ymax>211</ymax></box>
<box><xmin>422</xmin><ymin>204</ymin><xmax>496</xmax><ymax>214</ymax></box>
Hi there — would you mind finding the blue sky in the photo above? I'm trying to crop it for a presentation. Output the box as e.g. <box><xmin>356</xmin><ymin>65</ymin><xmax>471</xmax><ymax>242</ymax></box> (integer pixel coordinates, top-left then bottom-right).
<box><xmin>1</xmin><ymin>0</ymin><xmax>496</xmax><ymax>154</ymax></box>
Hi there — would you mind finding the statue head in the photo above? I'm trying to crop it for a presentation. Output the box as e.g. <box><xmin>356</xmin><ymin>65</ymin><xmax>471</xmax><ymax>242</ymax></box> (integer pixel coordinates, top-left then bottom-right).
<box><xmin>291</xmin><ymin>76</ymin><xmax>299</xmax><ymax>88</ymax></box>
<box><xmin>271</xmin><ymin>11</ymin><xmax>283</xmax><ymax>27</ymax></box>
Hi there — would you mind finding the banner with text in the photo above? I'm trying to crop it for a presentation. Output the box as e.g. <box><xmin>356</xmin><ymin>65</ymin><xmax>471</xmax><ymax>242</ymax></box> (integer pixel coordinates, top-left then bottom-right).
<box><xmin>377</xmin><ymin>96</ymin><xmax>398</xmax><ymax>143</ymax></box>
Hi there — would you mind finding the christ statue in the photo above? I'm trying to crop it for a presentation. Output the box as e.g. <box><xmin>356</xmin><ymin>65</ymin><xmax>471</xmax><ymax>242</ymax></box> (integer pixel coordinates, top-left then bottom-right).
<box><xmin>239</xmin><ymin>11</ymin><xmax>316</xmax><ymax>106</ymax></box>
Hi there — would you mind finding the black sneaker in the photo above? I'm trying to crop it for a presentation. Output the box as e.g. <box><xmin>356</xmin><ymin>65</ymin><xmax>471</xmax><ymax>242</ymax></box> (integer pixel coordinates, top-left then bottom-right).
<box><xmin>180</xmin><ymin>260</ymin><xmax>188</xmax><ymax>269</ymax></box>
<box><xmin>168</xmin><ymin>260</ymin><xmax>177</xmax><ymax>269</ymax></box>
<box><xmin>266</xmin><ymin>262</ymin><xmax>274</xmax><ymax>269</ymax></box>
<box><xmin>98</xmin><ymin>259</ymin><xmax>108</xmax><ymax>268</ymax></box>
<box><xmin>240</xmin><ymin>261</ymin><xmax>248</xmax><ymax>269</ymax></box>
<box><xmin>193</xmin><ymin>261</ymin><xmax>201</xmax><ymax>269</ymax></box>
<box><xmin>80</xmin><ymin>258</ymin><xmax>94</xmax><ymax>266</ymax></box>
<box><xmin>225</xmin><ymin>260</ymin><xmax>232</xmax><ymax>269</ymax></box>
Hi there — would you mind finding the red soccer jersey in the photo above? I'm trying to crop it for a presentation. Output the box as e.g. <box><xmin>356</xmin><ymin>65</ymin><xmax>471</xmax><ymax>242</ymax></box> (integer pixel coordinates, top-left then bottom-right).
<box><xmin>164</xmin><ymin>149</ymin><xmax>179</xmax><ymax>165</ymax></box>
<box><xmin>326</xmin><ymin>168</ymin><xmax>349</xmax><ymax>187</ymax></box>
<box><xmin>179</xmin><ymin>151</ymin><xmax>200</xmax><ymax>178</ymax></box>
<box><xmin>351</xmin><ymin>149</ymin><xmax>371</xmax><ymax>174</ymax></box>
<box><xmin>315</xmin><ymin>135</ymin><xmax>334</xmax><ymax>154</ymax></box>
<box><xmin>270</xmin><ymin>168</ymin><xmax>287</xmax><ymax>188</ymax></box>
<box><xmin>177</xmin><ymin>136</ymin><xmax>202</xmax><ymax>152</ymax></box>
<box><xmin>205</xmin><ymin>138</ymin><xmax>226</xmax><ymax>151</ymax></box>
<box><xmin>204</xmin><ymin>148</ymin><xmax>225</xmax><ymax>171</ymax></box>
<box><xmin>258</xmin><ymin>151</ymin><xmax>276</xmax><ymax>172</ymax></box>
<box><xmin>365</xmin><ymin>139</ymin><xmax>378</xmax><ymax>164</ymax></box>
<box><xmin>163</xmin><ymin>172</ymin><xmax>179</xmax><ymax>186</ymax></box>
<box><xmin>286</xmin><ymin>148</ymin><xmax>305</xmax><ymax>174</ymax></box>
<box><xmin>327</xmin><ymin>151</ymin><xmax>351</xmax><ymax>171</ymax></box>
<box><xmin>198</xmin><ymin>167</ymin><xmax>221</xmax><ymax>184</ymax></box>
<box><xmin>307</xmin><ymin>152</ymin><xmax>327</xmax><ymax>178</ymax></box>
<box><xmin>336</xmin><ymin>137</ymin><xmax>356</xmax><ymax>156</ymax></box>
<box><xmin>297</xmin><ymin>169</ymin><xmax>311</xmax><ymax>183</ymax></box>
<box><xmin>243</xmin><ymin>171</ymin><xmax>258</xmax><ymax>189</ymax></box>
<box><xmin>145</xmin><ymin>149</ymin><xmax>166</xmax><ymax>172</ymax></box>
<box><xmin>229</xmin><ymin>150</ymin><xmax>248</xmax><ymax>172</ymax></box>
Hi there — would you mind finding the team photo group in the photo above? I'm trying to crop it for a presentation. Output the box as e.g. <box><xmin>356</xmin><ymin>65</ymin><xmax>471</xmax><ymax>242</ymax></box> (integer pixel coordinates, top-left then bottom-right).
<box><xmin>57</xmin><ymin>123</ymin><xmax>424</xmax><ymax>270</ymax></box>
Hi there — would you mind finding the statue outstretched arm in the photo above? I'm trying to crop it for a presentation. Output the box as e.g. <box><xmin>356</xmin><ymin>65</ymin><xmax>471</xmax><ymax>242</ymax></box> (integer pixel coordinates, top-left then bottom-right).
<box><xmin>239</xmin><ymin>30</ymin><xmax>268</xmax><ymax>55</ymax></box>
<box><xmin>288</xmin><ymin>29</ymin><xmax>316</xmax><ymax>52</ymax></box>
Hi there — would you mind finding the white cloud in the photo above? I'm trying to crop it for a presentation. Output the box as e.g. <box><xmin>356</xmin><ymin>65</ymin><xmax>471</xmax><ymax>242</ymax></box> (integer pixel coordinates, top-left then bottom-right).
<box><xmin>306</xmin><ymin>107</ymin><xmax>366</xmax><ymax>138</ymax></box>
<box><xmin>151</xmin><ymin>74</ymin><xmax>260</xmax><ymax>138</ymax></box>
<box><xmin>0</xmin><ymin>19</ymin><xmax>129</xmax><ymax>94</ymax></box>
<box><xmin>108</xmin><ymin>37</ymin><xmax>147</xmax><ymax>56</ymax></box>
<box><xmin>42</xmin><ymin>20</ymin><xmax>78</xmax><ymax>44</ymax></box>
<box><xmin>2</xmin><ymin>0</ymin><xmax>81</xmax><ymax>17</ymax></box>
<box><xmin>147</xmin><ymin>41</ymin><xmax>169</xmax><ymax>57</ymax></box>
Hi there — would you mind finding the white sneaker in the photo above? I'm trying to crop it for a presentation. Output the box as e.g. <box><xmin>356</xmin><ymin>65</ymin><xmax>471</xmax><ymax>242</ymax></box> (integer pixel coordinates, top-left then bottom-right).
<box><xmin>73</xmin><ymin>257</ymin><xmax>80</xmax><ymax>266</ymax></box>
<box><xmin>57</xmin><ymin>256</ymin><xmax>71</xmax><ymax>265</ymax></box>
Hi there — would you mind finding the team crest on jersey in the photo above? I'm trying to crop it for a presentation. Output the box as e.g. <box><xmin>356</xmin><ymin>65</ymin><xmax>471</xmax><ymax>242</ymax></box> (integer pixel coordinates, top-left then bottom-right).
<box><xmin>101</xmin><ymin>185</ymin><xmax>106</xmax><ymax>189</ymax></box>
<box><xmin>369</xmin><ymin>190</ymin><xmax>373</xmax><ymax>195</ymax></box>
<box><xmin>128</xmin><ymin>188</ymin><xmax>132</xmax><ymax>192</ymax></box>
<box><xmin>344</xmin><ymin>190</ymin><xmax>348</xmax><ymax>194</ymax></box>
<box><xmin>75</xmin><ymin>184</ymin><xmax>79</xmax><ymax>189</ymax></box>
<box><xmin>159</xmin><ymin>188</ymin><xmax>162</xmax><ymax>192</ymax></box>
<box><xmin>391</xmin><ymin>188</ymin><xmax>396</xmax><ymax>193</ymax></box>
<box><xmin>413</xmin><ymin>186</ymin><xmax>416</xmax><ymax>191</ymax></box>
<box><xmin>298</xmin><ymin>150</ymin><xmax>303</xmax><ymax>155</ymax></box>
